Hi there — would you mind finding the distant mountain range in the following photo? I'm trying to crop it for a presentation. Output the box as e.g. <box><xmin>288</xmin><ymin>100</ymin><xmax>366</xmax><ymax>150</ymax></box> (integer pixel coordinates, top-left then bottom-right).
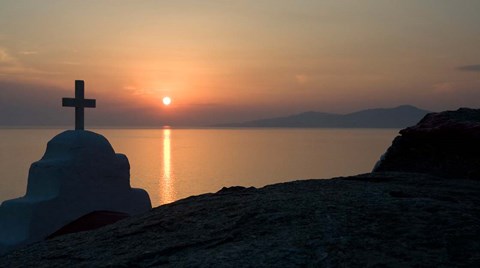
<box><xmin>216</xmin><ymin>105</ymin><xmax>430</xmax><ymax>128</ymax></box>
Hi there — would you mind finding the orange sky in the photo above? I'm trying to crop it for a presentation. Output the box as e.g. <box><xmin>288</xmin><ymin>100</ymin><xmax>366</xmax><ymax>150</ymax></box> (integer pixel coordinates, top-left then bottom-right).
<box><xmin>0</xmin><ymin>1</ymin><xmax>479</xmax><ymax>126</ymax></box>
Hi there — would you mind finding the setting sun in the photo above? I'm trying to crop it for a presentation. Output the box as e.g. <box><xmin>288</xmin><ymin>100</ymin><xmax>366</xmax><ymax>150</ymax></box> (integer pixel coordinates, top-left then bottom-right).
<box><xmin>162</xmin><ymin>97</ymin><xmax>172</xmax><ymax>106</ymax></box>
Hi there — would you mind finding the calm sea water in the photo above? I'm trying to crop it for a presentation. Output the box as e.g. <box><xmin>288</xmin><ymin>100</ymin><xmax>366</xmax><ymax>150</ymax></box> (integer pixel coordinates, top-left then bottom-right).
<box><xmin>0</xmin><ymin>128</ymin><xmax>398</xmax><ymax>207</ymax></box>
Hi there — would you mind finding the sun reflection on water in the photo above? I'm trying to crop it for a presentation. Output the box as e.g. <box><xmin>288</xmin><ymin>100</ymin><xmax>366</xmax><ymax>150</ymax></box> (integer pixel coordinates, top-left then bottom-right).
<box><xmin>159</xmin><ymin>128</ymin><xmax>175</xmax><ymax>204</ymax></box>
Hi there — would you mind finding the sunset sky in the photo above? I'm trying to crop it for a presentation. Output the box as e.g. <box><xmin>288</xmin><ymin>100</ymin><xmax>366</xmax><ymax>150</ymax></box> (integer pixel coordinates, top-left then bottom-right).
<box><xmin>0</xmin><ymin>0</ymin><xmax>479</xmax><ymax>126</ymax></box>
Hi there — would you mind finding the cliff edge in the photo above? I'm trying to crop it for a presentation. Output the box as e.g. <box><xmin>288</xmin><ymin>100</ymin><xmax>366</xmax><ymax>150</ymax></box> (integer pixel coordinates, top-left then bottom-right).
<box><xmin>373</xmin><ymin>108</ymin><xmax>480</xmax><ymax>179</ymax></box>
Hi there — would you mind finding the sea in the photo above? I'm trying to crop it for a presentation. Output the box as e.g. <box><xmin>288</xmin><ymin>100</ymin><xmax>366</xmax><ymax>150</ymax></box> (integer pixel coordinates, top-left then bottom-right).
<box><xmin>0</xmin><ymin>128</ymin><xmax>398</xmax><ymax>207</ymax></box>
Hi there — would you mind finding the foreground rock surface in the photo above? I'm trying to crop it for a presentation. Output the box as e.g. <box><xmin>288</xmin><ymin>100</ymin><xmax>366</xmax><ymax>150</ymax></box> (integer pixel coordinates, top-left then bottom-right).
<box><xmin>374</xmin><ymin>108</ymin><xmax>480</xmax><ymax>179</ymax></box>
<box><xmin>2</xmin><ymin>172</ymin><xmax>479</xmax><ymax>267</ymax></box>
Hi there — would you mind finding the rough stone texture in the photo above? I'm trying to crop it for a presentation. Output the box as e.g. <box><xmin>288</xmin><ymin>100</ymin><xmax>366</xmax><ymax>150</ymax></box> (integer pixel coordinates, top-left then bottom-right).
<box><xmin>373</xmin><ymin>108</ymin><xmax>480</xmax><ymax>179</ymax></box>
<box><xmin>0</xmin><ymin>130</ymin><xmax>152</xmax><ymax>255</ymax></box>
<box><xmin>1</xmin><ymin>172</ymin><xmax>479</xmax><ymax>267</ymax></box>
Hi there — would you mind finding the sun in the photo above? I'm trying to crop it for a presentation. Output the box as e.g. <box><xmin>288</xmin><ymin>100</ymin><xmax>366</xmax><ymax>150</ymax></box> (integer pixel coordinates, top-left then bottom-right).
<box><xmin>162</xmin><ymin>96</ymin><xmax>172</xmax><ymax>106</ymax></box>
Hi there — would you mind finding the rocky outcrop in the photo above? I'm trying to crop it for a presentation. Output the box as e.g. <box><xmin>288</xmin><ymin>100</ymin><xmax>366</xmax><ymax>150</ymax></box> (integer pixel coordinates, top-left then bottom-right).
<box><xmin>1</xmin><ymin>172</ymin><xmax>480</xmax><ymax>267</ymax></box>
<box><xmin>373</xmin><ymin>108</ymin><xmax>480</xmax><ymax>179</ymax></box>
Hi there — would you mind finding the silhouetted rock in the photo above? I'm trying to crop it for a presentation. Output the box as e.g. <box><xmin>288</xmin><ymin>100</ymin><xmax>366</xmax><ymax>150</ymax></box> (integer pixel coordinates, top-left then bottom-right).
<box><xmin>373</xmin><ymin>108</ymin><xmax>480</xmax><ymax>179</ymax></box>
<box><xmin>1</xmin><ymin>173</ymin><xmax>480</xmax><ymax>266</ymax></box>
<box><xmin>0</xmin><ymin>130</ymin><xmax>151</xmax><ymax>255</ymax></box>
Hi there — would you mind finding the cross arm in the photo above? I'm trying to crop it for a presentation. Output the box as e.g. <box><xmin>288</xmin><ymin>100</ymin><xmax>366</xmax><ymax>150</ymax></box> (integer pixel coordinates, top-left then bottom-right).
<box><xmin>62</xmin><ymin>98</ymin><xmax>96</xmax><ymax>108</ymax></box>
<box><xmin>83</xmin><ymin>99</ymin><xmax>96</xmax><ymax>108</ymax></box>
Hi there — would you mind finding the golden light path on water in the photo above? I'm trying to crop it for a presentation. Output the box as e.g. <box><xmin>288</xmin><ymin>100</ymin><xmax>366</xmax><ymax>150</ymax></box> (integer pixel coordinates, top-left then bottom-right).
<box><xmin>159</xmin><ymin>128</ymin><xmax>175</xmax><ymax>204</ymax></box>
<box><xmin>0</xmin><ymin>128</ymin><xmax>399</xmax><ymax>207</ymax></box>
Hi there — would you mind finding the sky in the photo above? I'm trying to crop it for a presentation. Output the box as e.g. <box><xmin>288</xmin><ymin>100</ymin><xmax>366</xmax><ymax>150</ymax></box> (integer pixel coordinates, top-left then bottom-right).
<box><xmin>0</xmin><ymin>0</ymin><xmax>479</xmax><ymax>126</ymax></box>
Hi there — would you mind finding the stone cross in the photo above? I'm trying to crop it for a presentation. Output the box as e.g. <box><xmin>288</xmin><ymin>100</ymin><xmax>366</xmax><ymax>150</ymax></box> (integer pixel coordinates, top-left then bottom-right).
<box><xmin>62</xmin><ymin>80</ymin><xmax>96</xmax><ymax>130</ymax></box>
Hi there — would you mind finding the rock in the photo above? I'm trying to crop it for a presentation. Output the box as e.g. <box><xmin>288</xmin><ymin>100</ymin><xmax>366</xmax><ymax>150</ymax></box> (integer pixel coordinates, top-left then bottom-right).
<box><xmin>1</xmin><ymin>172</ymin><xmax>479</xmax><ymax>267</ymax></box>
<box><xmin>0</xmin><ymin>130</ymin><xmax>151</xmax><ymax>255</ymax></box>
<box><xmin>373</xmin><ymin>108</ymin><xmax>480</xmax><ymax>179</ymax></box>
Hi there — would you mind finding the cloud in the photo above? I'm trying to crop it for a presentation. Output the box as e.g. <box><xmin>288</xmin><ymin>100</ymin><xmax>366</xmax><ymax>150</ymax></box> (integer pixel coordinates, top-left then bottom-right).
<box><xmin>60</xmin><ymin>61</ymin><xmax>81</xmax><ymax>65</ymax></box>
<box><xmin>0</xmin><ymin>48</ymin><xmax>15</xmax><ymax>64</ymax></box>
<box><xmin>0</xmin><ymin>47</ymin><xmax>27</xmax><ymax>74</ymax></box>
<box><xmin>18</xmin><ymin>51</ymin><xmax>38</xmax><ymax>55</ymax></box>
<box><xmin>432</xmin><ymin>82</ymin><xmax>454</xmax><ymax>93</ymax></box>
<box><xmin>187</xmin><ymin>102</ymin><xmax>220</xmax><ymax>107</ymax></box>
<box><xmin>295</xmin><ymin>74</ymin><xmax>309</xmax><ymax>84</ymax></box>
<box><xmin>457</xmin><ymin>64</ymin><xmax>480</xmax><ymax>72</ymax></box>
<box><xmin>0</xmin><ymin>47</ymin><xmax>51</xmax><ymax>78</ymax></box>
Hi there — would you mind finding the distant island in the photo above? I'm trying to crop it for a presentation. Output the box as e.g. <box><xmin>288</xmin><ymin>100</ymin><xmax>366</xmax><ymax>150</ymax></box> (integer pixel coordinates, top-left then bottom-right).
<box><xmin>215</xmin><ymin>105</ymin><xmax>430</xmax><ymax>128</ymax></box>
